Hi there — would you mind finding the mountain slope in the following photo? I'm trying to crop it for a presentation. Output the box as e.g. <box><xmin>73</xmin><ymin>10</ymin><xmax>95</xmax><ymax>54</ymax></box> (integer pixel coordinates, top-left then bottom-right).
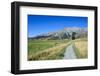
<box><xmin>29</xmin><ymin>27</ymin><xmax>87</xmax><ymax>40</ymax></box>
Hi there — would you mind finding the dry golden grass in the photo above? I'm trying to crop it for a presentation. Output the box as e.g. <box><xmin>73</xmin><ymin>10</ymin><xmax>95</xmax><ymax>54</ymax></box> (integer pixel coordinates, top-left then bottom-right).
<box><xmin>74</xmin><ymin>39</ymin><xmax>88</xmax><ymax>58</ymax></box>
<box><xmin>28</xmin><ymin>42</ymin><xmax>71</xmax><ymax>60</ymax></box>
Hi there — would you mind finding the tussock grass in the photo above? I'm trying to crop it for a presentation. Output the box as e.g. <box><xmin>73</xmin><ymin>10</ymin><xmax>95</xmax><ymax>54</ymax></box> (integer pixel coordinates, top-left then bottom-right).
<box><xmin>73</xmin><ymin>38</ymin><xmax>88</xmax><ymax>58</ymax></box>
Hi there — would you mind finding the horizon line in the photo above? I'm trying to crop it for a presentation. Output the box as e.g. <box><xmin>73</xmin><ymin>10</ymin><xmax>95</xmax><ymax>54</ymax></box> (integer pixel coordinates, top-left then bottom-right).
<box><xmin>28</xmin><ymin>26</ymin><xmax>87</xmax><ymax>38</ymax></box>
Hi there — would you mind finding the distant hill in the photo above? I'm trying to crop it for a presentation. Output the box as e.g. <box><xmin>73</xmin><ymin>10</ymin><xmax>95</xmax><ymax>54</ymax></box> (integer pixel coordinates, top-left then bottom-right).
<box><xmin>29</xmin><ymin>27</ymin><xmax>87</xmax><ymax>40</ymax></box>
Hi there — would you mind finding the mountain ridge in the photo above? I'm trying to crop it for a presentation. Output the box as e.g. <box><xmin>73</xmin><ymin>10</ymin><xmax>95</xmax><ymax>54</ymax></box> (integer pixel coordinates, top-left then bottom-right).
<box><xmin>29</xmin><ymin>27</ymin><xmax>87</xmax><ymax>40</ymax></box>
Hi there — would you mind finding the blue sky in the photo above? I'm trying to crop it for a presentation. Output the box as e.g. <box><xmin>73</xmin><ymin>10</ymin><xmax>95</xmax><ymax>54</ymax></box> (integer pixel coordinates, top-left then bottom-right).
<box><xmin>28</xmin><ymin>15</ymin><xmax>88</xmax><ymax>37</ymax></box>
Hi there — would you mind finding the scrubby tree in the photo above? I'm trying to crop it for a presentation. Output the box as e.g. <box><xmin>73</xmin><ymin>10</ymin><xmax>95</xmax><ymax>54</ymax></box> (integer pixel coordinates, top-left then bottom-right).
<box><xmin>72</xmin><ymin>32</ymin><xmax>76</xmax><ymax>40</ymax></box>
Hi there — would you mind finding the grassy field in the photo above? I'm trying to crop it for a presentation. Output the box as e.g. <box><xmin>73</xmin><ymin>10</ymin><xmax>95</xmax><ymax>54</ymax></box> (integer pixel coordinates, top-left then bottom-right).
<box><xmin>28</xmin><ymin>39</ymin><xmax>71</xmax><ymax>60</ymax></box>
<box><xmin>73</xmin><ymin>38</ymin><xmax>88</xmax><ymax>58</ymax></box>
<box><xmin>28</xmin><ymin>38</ymin><xmax>88</xmax><ymax>61</ymax></box>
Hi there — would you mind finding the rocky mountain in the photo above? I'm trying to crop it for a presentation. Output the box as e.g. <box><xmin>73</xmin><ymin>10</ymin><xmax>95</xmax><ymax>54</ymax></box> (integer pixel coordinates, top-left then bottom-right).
<box><xmin>29</xmin><ymin>27</ymin><xmax>87</xmax><ymax>40</ymax></box>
